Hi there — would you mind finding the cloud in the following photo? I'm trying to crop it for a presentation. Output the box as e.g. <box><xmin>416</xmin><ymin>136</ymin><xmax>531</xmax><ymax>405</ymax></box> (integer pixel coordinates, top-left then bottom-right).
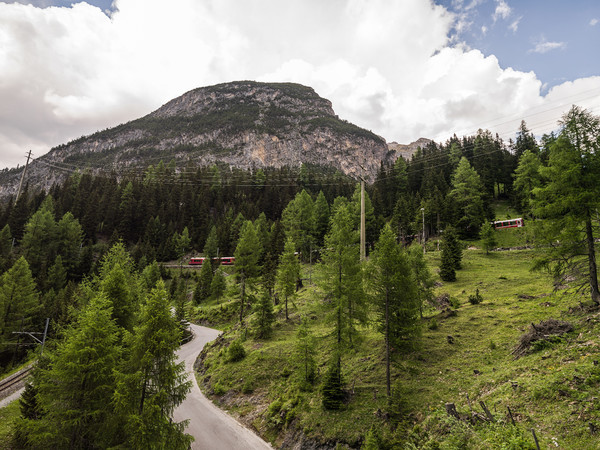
<box><xmin>591</xmin><ymin>18</ymin><xmax>599</xmax><ymax>26</ymax></box>
<box><xmin>492</xmin><ymin>0</ymin><xmax>511</xmax><ymax>22</ymax></box>
<box><xmin>530</xmin><ymin>39</ymin><xmax>567</xmax><ymax>54</ymax></box>
<box><xmin>0</xmin><ymin>0</ymin><xmax>598</xmax><ymax>170</ymax></box>
<box><xmin>509</xmin><ymin>16</ymin><xmax>521</xmax><ymax>33</ymax></box>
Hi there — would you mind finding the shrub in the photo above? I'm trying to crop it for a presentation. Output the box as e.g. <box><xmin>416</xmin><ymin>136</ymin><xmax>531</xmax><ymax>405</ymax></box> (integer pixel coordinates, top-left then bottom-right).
<box><xmin>428</xmin><ymin>318</ymin><xmax>439</xmax><ymax>330</ymax></box>
<box><xmin>322</xmin><ymin>362</ymin><xmax>344</xmax><ymax>410</ymax></box>
<box><xmin>227</xmin><ymin>339</ymin><xmax>246</xmax><ymax>362</ymax></box>
<box><xmin>468</xmin><ymin>288</ymin><xmax>483</xmax><ymax>305</ymax></box>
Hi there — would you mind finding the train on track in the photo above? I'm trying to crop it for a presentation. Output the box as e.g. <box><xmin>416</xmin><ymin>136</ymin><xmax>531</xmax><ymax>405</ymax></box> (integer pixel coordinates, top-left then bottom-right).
<box><xmin>189</xmin><ymin>256</ymin><xmax>235</xmax><ymax>266</ymax></box>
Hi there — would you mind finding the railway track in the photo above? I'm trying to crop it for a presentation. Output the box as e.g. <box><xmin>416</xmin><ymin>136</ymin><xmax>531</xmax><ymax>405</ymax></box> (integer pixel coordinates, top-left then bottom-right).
<box><xmin>0</xmin><ymin>365</ymin><xmax>33</xmax><ymax>400</ymax></box>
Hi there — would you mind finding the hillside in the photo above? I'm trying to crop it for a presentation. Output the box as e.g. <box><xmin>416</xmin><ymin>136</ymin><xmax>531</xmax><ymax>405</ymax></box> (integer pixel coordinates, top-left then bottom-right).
<box><xmin>0</xmin><ymin>81</ymin><xmax>394</xmax><ymax>198</ymax></box>
<box><xmin>190</xmin><ymin>236</ymin><xmax>600</xmax><ymax>449</ymax></box>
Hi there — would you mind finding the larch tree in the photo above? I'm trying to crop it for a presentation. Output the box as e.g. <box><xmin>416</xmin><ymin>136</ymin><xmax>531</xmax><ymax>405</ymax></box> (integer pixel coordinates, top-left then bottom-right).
<box><xmin>276</xmin><ymin>236</ymin><xmax>300</xmax><ymax>320</ymax></box>
<box><xmin>368</xmin><ymin>224</ymin><xmax>419</xmax><ymax>397</ymax></box>
<box><xmin>319</xmin><ymin>201</ymin><xmax>364</xmax><ymax>408</ymax></box>
<box><xmin>113</xmin><ymin>280</ymin><xmax>192</xmax><ymax>450</ymax></box>
<box><xmin>0</xmin><ymin>257</ymin><xmax>39</xmax><ymax>354</ymax></box>
<box><xmin>25</xmin><ymin>292</ymin><xmax>120</xmax><ymax>449</ymax></box>
<box><xmin>234</xmin><ymin>220</ymin><xmax>261</xmax><ymax>323</ymax></box>
<box><xmin>532</xmin><ymin>106</ymin><xmax>600</xmax><ymax>304</ymax></box>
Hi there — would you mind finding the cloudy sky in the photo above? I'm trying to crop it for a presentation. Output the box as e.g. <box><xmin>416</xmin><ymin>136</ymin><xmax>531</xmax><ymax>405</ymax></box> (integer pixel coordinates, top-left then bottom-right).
<box><xmin>1</xmin><ymin>0</ymin><xmax>599</xmax><ymax>169</ymax></box>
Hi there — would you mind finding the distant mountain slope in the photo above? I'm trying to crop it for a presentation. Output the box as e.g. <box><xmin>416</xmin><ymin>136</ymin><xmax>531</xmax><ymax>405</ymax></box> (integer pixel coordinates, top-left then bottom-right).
<box><xmin>0</xmin><ymin>81</ymin><xmax>417</xmax><ymax>197</ymax></box>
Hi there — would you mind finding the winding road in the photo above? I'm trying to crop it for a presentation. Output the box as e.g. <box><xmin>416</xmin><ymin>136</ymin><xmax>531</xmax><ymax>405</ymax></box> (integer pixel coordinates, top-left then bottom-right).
<box><xmin>174</xmin><ymin>324</ymin><xmax>272</xmax><ymax>450</ymax></box>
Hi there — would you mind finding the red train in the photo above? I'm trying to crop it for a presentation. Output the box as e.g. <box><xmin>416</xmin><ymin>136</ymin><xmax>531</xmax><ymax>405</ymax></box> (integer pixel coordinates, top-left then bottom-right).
<box><xmin>189</xmin><ymin>256</ymin><xmax>235</xmax><ymax>265</ymax></box>
<box><xmin>492</xmin><ymin>218</ymin><xmax>524</xmax><ymax>229</ymax></box>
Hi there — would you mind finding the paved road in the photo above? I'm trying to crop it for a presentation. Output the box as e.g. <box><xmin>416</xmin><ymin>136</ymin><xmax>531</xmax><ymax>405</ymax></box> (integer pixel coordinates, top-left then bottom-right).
<box><xmin>174</xmin><ymin>324</ymin><xmax>272</xmax><ymax>450</ymax></box>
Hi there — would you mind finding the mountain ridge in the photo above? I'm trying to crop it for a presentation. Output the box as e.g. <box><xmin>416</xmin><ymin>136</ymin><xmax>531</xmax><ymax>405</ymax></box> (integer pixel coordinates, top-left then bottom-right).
<box><xmin>0</xmin><ymin>81</ymin><xmax>426</xmax><ymax>197</ymax></box>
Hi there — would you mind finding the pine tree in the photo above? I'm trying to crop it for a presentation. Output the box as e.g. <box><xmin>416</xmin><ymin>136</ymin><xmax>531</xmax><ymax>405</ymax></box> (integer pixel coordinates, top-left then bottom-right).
<box><xmin>113</xmin><ymin>280</ymin><xmax>192</xmax><ymax>450</ymax></box>
<box><xmin>276</xmin><ymin>237</ymin><xmax>301</xmax><ymax>320</ymax></box>
<box><xmin>313</xmin><ymin>191</ymin><xmax>330</xmax><ymax>248</ymax></box>
<box><xmin>0</xmin><ymin>224</ymin><xmax>12</xmax><ymax>272</ymax></box>
<box><xmin>20</xmin><ymin>201</ymin><xmax>58</xmax><ymax>278</ymax></box>
<box><xmin>203</xmin><ymin>225</ymin><xmax>219</xmax><ymax>266</ymax></box>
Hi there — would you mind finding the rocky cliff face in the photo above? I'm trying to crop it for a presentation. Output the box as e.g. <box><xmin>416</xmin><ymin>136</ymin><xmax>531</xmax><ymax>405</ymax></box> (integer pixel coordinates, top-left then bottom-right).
<box><xmin>0</xmin><ymin>81</ymin><xmax>405</xmax><ymax>197</ymax></box>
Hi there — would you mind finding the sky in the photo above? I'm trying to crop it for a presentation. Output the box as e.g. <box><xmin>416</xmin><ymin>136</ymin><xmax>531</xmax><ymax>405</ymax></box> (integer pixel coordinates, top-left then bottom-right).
<box><xmin>1</xmin><ymin>0</ymin><xmax>599</xmax><ymax>170</ymax></box>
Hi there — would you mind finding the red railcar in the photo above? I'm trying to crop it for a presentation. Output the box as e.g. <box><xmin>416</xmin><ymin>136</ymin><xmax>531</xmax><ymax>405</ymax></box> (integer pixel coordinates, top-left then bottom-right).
<box><xmin>189</xmin><ymin>256</ymin><xmax>235</xmax><ymax>265</ymax></box>
<box><xmin>492</xmin><ymin>218</ymin><xmax>524</xmax><ymax>229</ymax></box>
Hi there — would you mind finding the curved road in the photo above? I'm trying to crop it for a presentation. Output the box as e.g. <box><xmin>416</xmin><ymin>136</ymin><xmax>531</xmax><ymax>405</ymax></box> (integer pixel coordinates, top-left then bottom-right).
<box><xmin>174</xmin><ymin>324</ymin><xmax>272</xmax><ymax>450</ymax></box>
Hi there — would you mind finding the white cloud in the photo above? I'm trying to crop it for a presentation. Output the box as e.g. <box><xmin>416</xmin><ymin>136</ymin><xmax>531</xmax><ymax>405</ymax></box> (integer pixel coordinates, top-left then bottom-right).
<box><xmin>493</xmin><ymin>0</ymin><xmax>511</xmax><ymax>22</ymax></box>
<box><xmin>0</xmin><ymin>0</ymin><xmax>598</xmax><ymax>170</ymax></box>
<box><xmin>530</xmin><ymin>39</ymin><xmax>567</xmax><ymax>54</ymax></box>
<box><xmin>590</xmin><ymin>18</ymin><xmax>599</xmax><ymax>26</ymax></box>
<box><xmin>509</xmin><ymin>16</ymin><xmax>521</xmax><ymax>33</ymax></box>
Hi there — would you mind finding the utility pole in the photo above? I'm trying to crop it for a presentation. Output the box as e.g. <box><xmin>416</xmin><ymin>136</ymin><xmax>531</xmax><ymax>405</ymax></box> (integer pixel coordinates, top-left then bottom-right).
<box><xmin>360</xmin><ymin>178</ymin><xmax>366</xmax><ymax>261</ymax></box>
<box><xmin>16</xmin><ymin>150</ymin><xmax>32</xmax><ymax>201</ymax></box>
<box><xmin>421</xmin><ymin>207</ymin><xmax>425</xmax><ymax>255</ymax></box>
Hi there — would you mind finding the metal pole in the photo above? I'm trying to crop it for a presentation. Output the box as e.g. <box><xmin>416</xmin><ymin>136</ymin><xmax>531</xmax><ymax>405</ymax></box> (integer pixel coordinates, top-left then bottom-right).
<box><xmin>40</xmin><ymin>318</ymin><xmax>50</xmax><ymax>356</ymax></box>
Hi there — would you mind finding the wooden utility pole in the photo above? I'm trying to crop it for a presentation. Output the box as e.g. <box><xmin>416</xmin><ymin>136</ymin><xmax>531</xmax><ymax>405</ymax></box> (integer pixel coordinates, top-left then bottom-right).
<box><xmin>360</xmin><ymin>178</ymin><xmax>366</xmax><ymax>261</ymax></box>
<box><xmin>16</xmin><ymin>150</ymin><xmax>32</xmax><ymax>201</ymax></box>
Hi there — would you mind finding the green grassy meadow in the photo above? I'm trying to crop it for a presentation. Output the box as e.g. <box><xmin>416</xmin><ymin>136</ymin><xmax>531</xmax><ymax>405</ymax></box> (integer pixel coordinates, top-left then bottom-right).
<box><xmin>195</xmin><ymin>235</ymin><xmax>600</xmax><ymax>449</ymax></box>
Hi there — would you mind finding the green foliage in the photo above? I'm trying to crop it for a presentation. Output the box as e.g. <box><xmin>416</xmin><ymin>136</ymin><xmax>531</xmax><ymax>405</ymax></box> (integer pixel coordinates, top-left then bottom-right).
<box><xmin>449</xmin><ymin>157</ymin><xmax>486</xmax><ymax>237</ymax></box>
<box><xmin>295</xmin><ymin>317</ymin><xmax>316</xmax><ymax>386</ymax></box>
<box><xmin>0</xmin><ymin>257</ymin><xmax>39</xmax><ymax>354</ymax></box>
<box><xmin>194</xmin><ymin>259</ymin><xmax>213</xmax><ymax>304</ymax></box>
<box><xmin>276</xmin><ymin>236</ymin><xmax>301</xmax><ymax>320</ymax></box>
<box><xmin>468</xmin><ymin>288</ymin><xmax>483</xmax><ymax>305</ymax></box>
<box><xmin>234</xmin><ymin>220</ymin><xmax>262</xmax><ymax>322</ymax></box>
<box><xmin>439</xmin><ymin>227</ymin><xmax>462</xmax><ymax>282</ymax></box>
<box><xmin>210</xmin><ymin>267</ymin><xmax>226</xmax><ymax>299</ymax></box>
<box><xmin>113</xmin><ymin>280</ymin><xmax>192</xmax><ymax>450</ymax></box>
<box><xmin>479</xmin><ymin>222</ymin><xmax>497</xmax><ymax>255</ymax></box>
<box><xmin>321</xmin><ymin>361</ymin><xmax>344</xmax><ymax>410</ymax></box>
<box><xmin>253</xmin><ymin>292</ymin><xmax>275</xmax><ymax>339</ymax></box>
<box><xmin>25</xmin><ymin>293</ymin><xmax>120</xmax><ymax>449</ymax></box>
<box><xmin>227</xmin><ymin>339</ymin><xmax>246</xmax><ymax>362</ymax></box>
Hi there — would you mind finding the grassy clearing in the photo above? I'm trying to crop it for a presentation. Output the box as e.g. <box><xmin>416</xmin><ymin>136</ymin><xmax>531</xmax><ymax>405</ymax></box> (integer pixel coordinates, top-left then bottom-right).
<box><xmin>196</xmin><ymin>245</ymin><xmax>600</xmax><ymax>449</ymax></box>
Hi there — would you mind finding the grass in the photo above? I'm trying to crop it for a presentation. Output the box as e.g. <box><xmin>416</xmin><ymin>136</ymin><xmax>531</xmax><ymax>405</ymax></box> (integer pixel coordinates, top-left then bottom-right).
<box><xmin>0</xmin><ymin>401</ymin><xmax>18</xmax><ymax>449</ymax></box>
<box><xmin>195</xmin><ymin>243</ymin><xmax>600</xmax><ymax>449</ymax></box>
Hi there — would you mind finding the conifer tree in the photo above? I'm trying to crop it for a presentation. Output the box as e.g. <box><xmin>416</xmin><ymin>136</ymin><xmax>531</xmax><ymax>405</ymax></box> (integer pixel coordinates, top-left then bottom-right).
<box><xmin>253</xmin><ymin>291</ymin><xmax>275</xmax><ymax>339</ymax></box>
<box><xmin>234</xmin><ymin>220</ymin><xmax>261</xmax><ymax>323</ymax></box>
<box><xmin>0</xmin><ymin>224</ymin><xmax>12</xmax><ymax>272</ymax></box>
<box><xmin>439</xmin><ymin>227</ymin><xmax>461</xmax><ymax>282</ymax></box>
<box><xmin>194</xmin><ymin>258</ymin><xmax>213</xmax><ymax>303</ymax></box>
<box><xmin>210</xmin><ymin>267</ymin><xmax>226</xmax><ymax>300</ymax></box>
<box><xmin>368</xmin><ymin>224</ymin><xmax>419</xmax><ymax>396</ymax></box>
<box><xmin>25</xmin><ymin>293</ymin><xmax>120</xmax><ymax>449</ymax></box>
<box><xmin>319</xmin><ymin>202</ymin><xmax>364</xmax><ymax>408</ymax></box>
<box><xmin>296</xmin><ymin>317</ymin><xmax>316</xmax><ymax>386</ymax></box>
<box><xmin>203</xmin><ymin>225</ymin><xmax>219</xmax><ymax>266</ymax></box>
<box><xmin>0</xmin><ymin>257</ymin><xmax>39</xmax><ymax>353</ymax></box>
<box><xmin>479</xmin><ymin>222</ymin><xmax>497</xmax><ymax>255</ymax></box>
<box><xmin>276</xmin><ymin>236</ymin><xmax>300</xmax><ymax>320</ymax></box>
<box><xmin>449</xmin><ymin>157</ymin><xmax>485</xmax><ymax>237</ymax></box>
<box><xmin>313</xmin><ymin>191</ymin><xmax>330</xmax><ymax>248</ymax></box>
<box><xmin>113</xmin><ymin>280</ymin><xmax>192</xmax><ymax>450</ymax></box>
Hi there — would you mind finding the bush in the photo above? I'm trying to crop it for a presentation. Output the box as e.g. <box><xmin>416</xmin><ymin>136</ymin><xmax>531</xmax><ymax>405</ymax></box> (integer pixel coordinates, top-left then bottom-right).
<box><xmin>227</xmin><ymin>339</ymin><xmax>246</xmax><ymax>362</ymax></box>
<box><xmin>428</xmin><ymin>318</ymin><xmax>439</xmax><ymax>330</ymax></box>
<box><xmin>468</xmin><ymin>289</ymin><xmax>483</xmax><ymax>305</ymax></box>
<box><xmin>213</xmin><ymin>381</ymin><xmax>227</xmax><ymax>395</ymax></box>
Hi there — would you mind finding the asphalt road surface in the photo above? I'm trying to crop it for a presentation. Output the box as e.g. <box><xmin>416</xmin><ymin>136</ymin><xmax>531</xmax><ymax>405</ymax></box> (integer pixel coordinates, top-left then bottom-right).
<box><xmin>174</xmin><ymin>324</ymin><xmax>272</xmax><ymax>450</ymax></box>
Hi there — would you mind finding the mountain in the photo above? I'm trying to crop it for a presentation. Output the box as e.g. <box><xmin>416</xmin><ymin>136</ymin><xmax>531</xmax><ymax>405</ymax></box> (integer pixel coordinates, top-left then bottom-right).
<box><xmin>0</xmin><ymin>81</ymin><xmax>416</xmax><ymax>197</ymax></box>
